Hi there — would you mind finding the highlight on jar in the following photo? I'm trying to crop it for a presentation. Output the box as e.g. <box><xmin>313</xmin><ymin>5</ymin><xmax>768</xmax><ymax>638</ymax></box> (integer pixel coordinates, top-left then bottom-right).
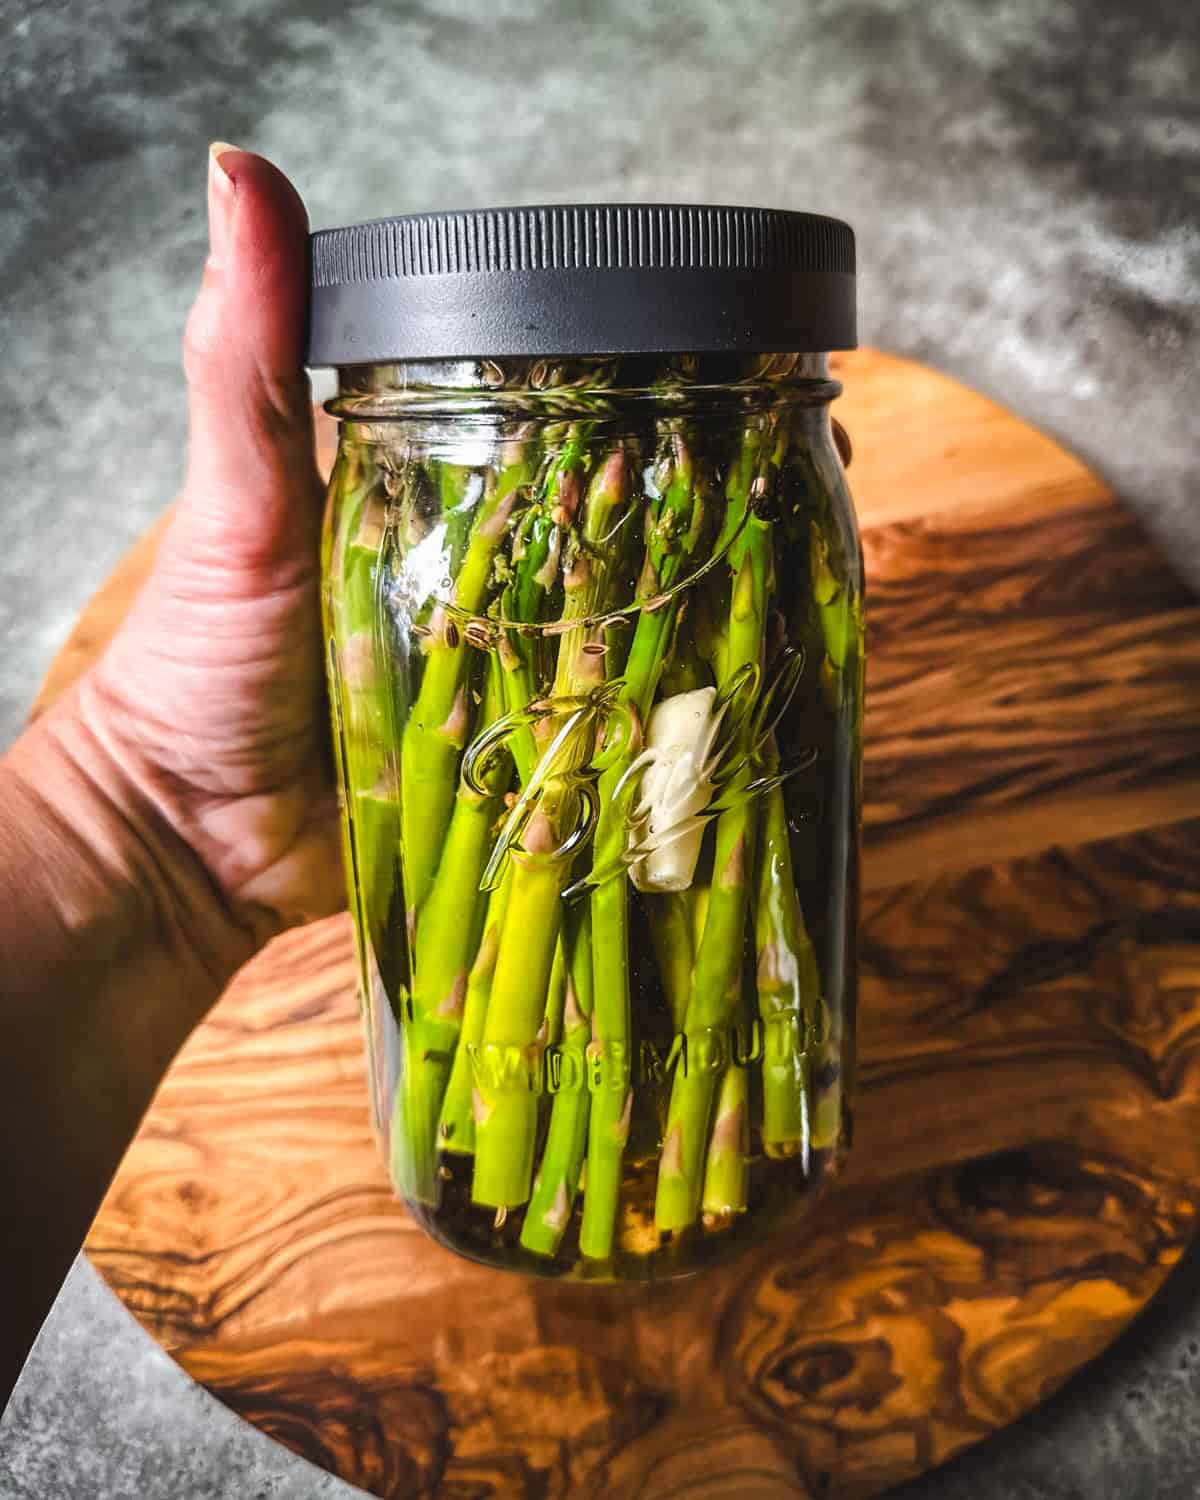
<box><xmin>311</xmin><ymin>206</ymin><xmax>863</xmax><ymax>1281</ymax></box>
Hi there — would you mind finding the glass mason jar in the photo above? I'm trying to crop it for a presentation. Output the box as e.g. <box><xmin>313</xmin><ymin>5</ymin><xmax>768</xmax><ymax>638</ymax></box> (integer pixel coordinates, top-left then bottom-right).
<box><xmin>309</xmin><ymin>206</ymin><xmax>861</xmax><ymax>1280</ymax></box>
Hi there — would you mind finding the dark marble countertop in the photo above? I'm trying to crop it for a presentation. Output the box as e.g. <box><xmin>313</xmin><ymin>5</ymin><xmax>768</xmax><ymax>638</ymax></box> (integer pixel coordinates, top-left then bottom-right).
<box><xmin>2</xmin><ymin>1</ymin><xmax>1197</xmax><ymax>1495</ymax></box>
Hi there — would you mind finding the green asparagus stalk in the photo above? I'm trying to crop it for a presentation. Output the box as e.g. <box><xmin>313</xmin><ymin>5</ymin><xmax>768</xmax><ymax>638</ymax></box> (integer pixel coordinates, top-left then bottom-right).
<box><xmin>582</xmin><ymin>882</ymin><xmax>633</xmax><ymax>1257</ymax></box>
<box><xmin>400</xmin><ymin>445</ymin><xmax>529</xmax><ymax>921</ymax></box>
<box><xmin>323</xmin><ymin>445</ymin><xmax>359</xmax><ymax>897</ymax></box>
<box><xmin>324</xmin><ymin>447</ymin><xmax>372</xmax><ymax>965</ymax></box>
<box><xmin>581</xmin><ymin>429</ymin><xmax>704</xmax><ymax>1261</ymax></box>
<box><xmin>814</xmin><ymin>505</ymin><xmax>863</xmax><ymax>1149</ymax></box>
<box><xmin>335</xmin><ymin>468</ymin><xmax>397</xmax><ymax>979</ymax></box>
<box><xmin>330</xmin><ymin>450</ymin><xmax>414</xmax><ymax>1151</ymax></box>
<box><xmin>694</xmin><ymin>567</ymin><xmax>731</xmax><ymax>692</ymax></box>
<box><xmin>542</xmin><ymin>944</ymin><xmax>568</xmax><ymax>1049</ymax></box>
<box><xmin>520</xmin><ymin>899</ymin><xmax>594</xmax><ymax>1256</ymax></box>
<box><xmin>493</xmin><ymin>605</ymin><xmax>540</xmax><ymax>787</ymax></box>
<box><xmin>658</xmin><ymin>602</ymin><xmax>712</xmax><ymax>697</ymax></box>
<box><xmin>653</xmin><ymin>774</ymin><xmax>758</xmax><ymax>1231</ymax></box>
<box><xmin>810</xmin><ymin>520</ymin><xmax>851</xmax><ymax>671</ymax></box>
<box><xmin>392</xmin><ymin>433</ymin><xmax>533</xmax><ymax>1196</ymax></box>
<box><xmin>472</xmin><ymin>446</ymin><xmax>629</xmax><ymax>1210</ymax></box>
<box><xmin>644</xmin><ymin>891</ymin><xmax>694</xmax><ymax>1035</ymax></box>
<box><xmin>700</xmin><ymin>1053</ymin><xmax>750</xmax><ymax>1218</ymax></box>
<box><xmin>437</xmin><ymin>870</ymin><xmax>512</xmax><ymax>1155</ymax></box>
<box><xmin>810</xmin><ymin>510</ymin><xmax>858</xmax><ymax>1150</ymax></box>
<box><xmin>811</xmin><ymin>516</ymin><xmax>859</xmax><ymax>714</ymax></box>
<box><xmin>392</xmin><ymin>658</ymin><xmax>511</xmax><ymax>1201</ymax></box>
<box><xmin>439</xmin><ymin>459</ymin><xmax>477</xmax><ymax>578</ymax></box>
<box><xmin>324</xmin><ymin>445</ymin><xmax>393</xmax><ymax>1129</ymax></box>
<box><xmin>495</xmin><ymin>425</ymin><xmax>590</xmax><ymax>783</ymax></box>
<box><xmin>498</xmin><ymin>508</ymin><xmax>551</xmax><ymax>752</ymax></box>
<box><xmin>470</xmin><ymin>813</ymin><xmax>566</xmax><ymax>1209</ymax></box>
<box><xmin>654</xmin><ymin>424</ymin><xmax>773</xmax><ymax>1234</ymax></box>
<box><xmin>755</xmin><ymin>757</ymin><xmax>821</xmax><ymax>1157</ymax></box>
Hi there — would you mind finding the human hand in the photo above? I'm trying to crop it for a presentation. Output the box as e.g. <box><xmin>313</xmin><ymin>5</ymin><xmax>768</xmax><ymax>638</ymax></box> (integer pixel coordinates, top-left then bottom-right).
<box><xmin>0</xmin><ymin>146</ymin><xmax>346</xmax><ymax>1391</ymax></box>
<box><xmin>57</xmin><ymin>146</ymin><xmax>342</xmax><ymax>971</ymax></box>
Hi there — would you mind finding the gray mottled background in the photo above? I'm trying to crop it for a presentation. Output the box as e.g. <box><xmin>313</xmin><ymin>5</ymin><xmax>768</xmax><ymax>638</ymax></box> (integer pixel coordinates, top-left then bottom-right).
<box><xmin>1</xmin><ymin>0</ymin><xmax>1197</xmax><ymax>1495</ymax></box>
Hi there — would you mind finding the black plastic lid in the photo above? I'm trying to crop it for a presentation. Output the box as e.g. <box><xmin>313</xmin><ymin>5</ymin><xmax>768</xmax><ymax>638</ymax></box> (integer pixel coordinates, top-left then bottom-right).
<box><xmin>307</xmin><ymin>204</ymin><xmax>855</xmax><ymax>366</ymax></box>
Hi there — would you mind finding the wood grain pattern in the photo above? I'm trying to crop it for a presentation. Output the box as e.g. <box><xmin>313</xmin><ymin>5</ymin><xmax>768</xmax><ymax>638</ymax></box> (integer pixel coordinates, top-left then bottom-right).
<box><xmin>863</xmin><ymin>498</ymin><xmax>1200</xmax><ymax>887</ymax></box>
<box><xmin>44</xmin><ymin>351</ymin><xmax>1200</xmax><ymax>1498</ymax></box>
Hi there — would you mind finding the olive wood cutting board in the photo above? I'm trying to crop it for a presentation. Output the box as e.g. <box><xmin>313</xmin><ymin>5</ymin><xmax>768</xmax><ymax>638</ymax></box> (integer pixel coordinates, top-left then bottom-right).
<box><xmin>36</xmin><ymin>350</ymin><xmax>1200</xmax><ymax>1499</ymax></box>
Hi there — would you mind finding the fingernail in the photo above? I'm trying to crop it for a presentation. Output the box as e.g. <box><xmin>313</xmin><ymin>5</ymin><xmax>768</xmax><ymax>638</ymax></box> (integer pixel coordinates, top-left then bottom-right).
<box><xmin>207</xmin><ymin>141</ymin><xmax>240</xmax><ymax>269</ymax></box>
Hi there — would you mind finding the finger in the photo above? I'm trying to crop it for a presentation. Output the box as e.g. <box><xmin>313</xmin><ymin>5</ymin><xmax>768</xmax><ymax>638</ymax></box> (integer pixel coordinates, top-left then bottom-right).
<box><xmin>179</xmin><ymin>144</ymin><xmax>324</xmax><ymax>572</ymax></box>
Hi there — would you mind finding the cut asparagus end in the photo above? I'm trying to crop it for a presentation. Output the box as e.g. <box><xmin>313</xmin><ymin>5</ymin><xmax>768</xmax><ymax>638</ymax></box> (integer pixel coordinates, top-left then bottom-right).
<box><xmin>471</xmin><ymin>1089</ymin><xmax>540</xmax><ymax>1208</ymax></box>
<box><xmin>578</xmin><ymin>1085</ymin><xmax>632</xmax><ymax>1260</ymax></box>
<box><xmin>701</xmin><ymin>1066</ymin><xmax>750</xmax><ymax>1221</ymax></box>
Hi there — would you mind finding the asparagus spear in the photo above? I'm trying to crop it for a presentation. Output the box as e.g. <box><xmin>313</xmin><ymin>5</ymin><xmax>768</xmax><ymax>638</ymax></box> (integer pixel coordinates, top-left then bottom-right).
<box><xmin>438</xmin><ymin>459</ymin><xmax>477</xmax><ymax>579</ymax></box>
<box><xmin>810</xmin><ymin>519</ymin><xmax>851</xmax><ymax>672</ymax></box>
<box><xmin>809</xmin><ymin>508</ymin><xmax>862</xmax><ymax>1148</ymax></box>
<box><xmin>472</xmin><ymin>447</ymin><xmax>629</xmax><ymax>1211</ymax></box>
<box><xmin>328</xmin><ymin>445</ymin><xmax>416</xmax><ymax>1141</ymax></box>
<box><xmin>392</xmin><ymin>657</ymin><xmax>511</xmax><ymax>1201</ymax></box>
<box><xmin>645</xmin><ymin>890</ymin><xmax>694</xmax><ymax>1035</ymax></box>
<box><xmin>700</xmin><ymin>1052</ymin><xmax>750</xmax><ymax>1218</ymax></box>
<box><xmin>400</xmin><ymin>443</ymin><xmax>529</xmax><ymax>923</ymax></box>
<box><xmin>811</xmin><ymin>515</ymin><xmax>862</xmax><ymax>714</ymax></box>
<box><xmin>335</xmin><ymin>467</ymin><xmax>398</xmax><ymax>984</ymax></box>
<box><xmin>654</xmin><ymin>423</ymin><xmax>773</xmax><ymax>1234</ymax></box>
<box><xmin>437</xmin><ymin>870</ymin><xmax>512</xmax><ymax>1155</ymax></box>
<box><xmin>755</xmin><ymin>757</ymin><xmax>821</xmax><ymax>1158</ymax></box>
<box><xmin>581</xmin><ymin>429</ymin><xmax>704</xmax><ymax>1261</ymax></box>
<box><xmin>652</xmin><ymin>770</ymin><xmax>758</xmax><ymax>1231</ymax></box>
<box><xmin>495</xmin><ymin>424</ymin><xmax>590</xmax><ymax>783</ymax></box>
<box><xmin>324</xmin><ymin>445</ymin><xmax>389</xmax><ymax>1128</ymax></box>
<box><xmin>658</xmin><ymin>602</ymin><xmax>712</xmax><ymax>697</ymax></box>
<box><xmin>520</xmin><ymin>899</ymin><xmax>595</xmax><ymax>1256</ymax></box>
<box><xmin>540</xmin><ymin>942</ymin><xmax>569</xmax><ymax>1050</ymax></box>
<box><xmin>324</xmin><ymin>445</ymin><xmax>372</xmax><ymax>975</ymax></box>
<box><xmin>470</xmin><ymin>813</ymin><xmax>565</xmax><ymax>1209</ymax></box>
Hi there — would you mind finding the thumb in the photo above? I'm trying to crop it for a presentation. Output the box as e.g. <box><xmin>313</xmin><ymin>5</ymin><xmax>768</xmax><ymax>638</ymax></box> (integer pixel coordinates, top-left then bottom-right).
<box><xmin>178</xmin><ymin>144</ymin><xmax>324</xmax><ymax>573</ymax></box>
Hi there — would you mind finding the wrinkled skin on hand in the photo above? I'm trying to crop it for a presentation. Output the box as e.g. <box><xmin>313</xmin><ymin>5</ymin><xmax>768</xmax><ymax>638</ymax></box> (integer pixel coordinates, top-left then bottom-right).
<box><xmin>74</xmin><ymin>148</ymin><xmax>342</xmax><ymax>957</ymax></box>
